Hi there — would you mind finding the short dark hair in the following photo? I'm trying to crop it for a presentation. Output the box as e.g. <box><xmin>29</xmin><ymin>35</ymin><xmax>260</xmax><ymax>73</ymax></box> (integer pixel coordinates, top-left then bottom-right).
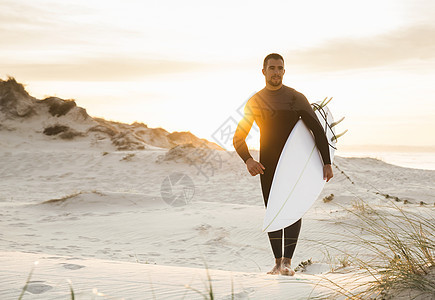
<box><xmin>263</xmin><ymin>53</ymin><xmax>284</xmax><ymax>70</ymax></box>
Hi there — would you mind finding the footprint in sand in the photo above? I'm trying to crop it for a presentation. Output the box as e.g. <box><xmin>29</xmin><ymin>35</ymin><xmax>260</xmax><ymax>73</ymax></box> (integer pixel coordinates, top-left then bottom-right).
<box><xmin>58</xmin><ymin>172</ymin><xmax>74</xmax><ymax>178</ymax></box>
<box><xmin>170</xmin><ymin>248</ymin><xmax>186</xmax><ymax>253</ymax></box>
<box><xmin>25</xmin><ymin>281</ymin><xmax>53</xmax><ymax>294</ymax></box>
<box><xmin>9</xmin><ymin>222</ymin><xmax>29</xmax><ymax>227</ymax></box>
<box><xmin>61</xmin><ymin>263</ymin><xmax>86</xmax><ymax>270</ymax></box>
<box><xmin>78</xmin><ymin>236</ymin><xmax>100</xmax><ymax>242</ymax></box>
<box><xmin>23</xmin><ymin>233</ymin><xmax>37</xmax><ymax>237</ymax></box>
<box><xmin>232</xmin><ymin>206</ymin><xmax>246</xmax><ymax>210</ymax></box>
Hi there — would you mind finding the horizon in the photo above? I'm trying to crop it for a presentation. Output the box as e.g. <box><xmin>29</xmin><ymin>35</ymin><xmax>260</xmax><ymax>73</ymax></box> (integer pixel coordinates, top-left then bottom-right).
<box><xmin>1</xmin><ymin>0</ymin><xmax>435</xmax><ymax>149</ymax></box>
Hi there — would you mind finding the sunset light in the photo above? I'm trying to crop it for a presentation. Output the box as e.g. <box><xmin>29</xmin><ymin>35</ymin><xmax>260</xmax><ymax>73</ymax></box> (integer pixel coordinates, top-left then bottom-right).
<box><xmin>1</xmin><ymin>1</ymin><xmax>435</xmax><ymax>298</ymax></box>
<box><xmin>1</xmin><ymin>0</ymin><xmax>434</xmax><ymax>150</ymax></box>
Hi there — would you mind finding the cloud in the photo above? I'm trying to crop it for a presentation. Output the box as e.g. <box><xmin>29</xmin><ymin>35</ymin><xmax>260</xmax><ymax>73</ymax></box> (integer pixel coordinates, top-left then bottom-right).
<box><xmin>1</xmin><ymin>57</ymin><xmax>209</xmax><ymax>81</ymax></box>
<box><xmin>0</xmin><ymin>1</ymin><xmax>90</xmax><ymax>29</ymax></box>
<box><xmin>0</xmin><ymin>0</ymin><xmax>139</xmax><ymax>49</ymax></box>
<box><xmin>286</xmin><ymin>24</ymin><xmax>435</xmax><ymax>72</ymax></box>
<box><xmin>0</xmin><ymin>1</ymin><xmax>206</xmax><ymax>80</ymax></box>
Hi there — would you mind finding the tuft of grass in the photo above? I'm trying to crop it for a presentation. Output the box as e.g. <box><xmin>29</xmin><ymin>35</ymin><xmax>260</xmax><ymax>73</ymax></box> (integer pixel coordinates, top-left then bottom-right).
<box><xmin>185</xmin><ymin>262</ymin><xmax>238</xmax><ymax>300</ymax></box>
<box><xmin>42</xmin><ymin>97</ymin><xmax>77</xmax><ymax>117</ymax></box>
<box><xmin>42</xmin><ymin>192</ymin><xmax>83</xmax><ymax>204</ymax></box>
<box><xmin>295</xmin><ymin>258</ymin><xmax>313</xmax><ymax>272</ymax></box>
<box><xmin>121</xmin><ymin>153</ymin><xmax>136</xmax><ymax>161</ymax></box>
<box><xmin>323</xmin><ymin>193</ymin><xmax>334</xmax><ymax>203</ymax></box>
<box><xmin>188</xmin><ymin>264</ymin><xmax>215</xmax><ymax>300</ymax></box>
<box><xmin>42</xmin><ymin>125</ymin><xmax>84</xmax><ymax>139</ymax></box>
<box><xmin>43</xmin><ymin>125</ymin><xmax>69</xmax><ymax>136</ymax></box>
<box><xmin>67</xmin><ymin>280</ymin><xmax>75</xmax><ymax>300</ymax></box>
<box><xmin>18</xmin><ymin>262</ymin><xmax>37</xmax><ymax>300</ymax></box>
<box><xmin>317</xmin><ymin>199</ymin><xmax>435</xmax><ymax>299</ymax></box>
<box><xmin>41</xmin><ymin>190</ymin><xmax>104</xmax><ymax>205</ymax></box>
<box><xmin>19</xmin><ymin>262</ymin><xmax>76</xmax><ymax>300</ymax></box>
<box><xmin>351</xmin><ymin>199</ymin><xmax>370</xmax><ymax>215</ymax></box>
<box><xmin>321</xmin><ymin>249</ymin><xmax>352</xmax><ymax>273</ymax></box>
<box><xmin>337</xmin><ymin>254</ymin><xmax>351</xmax><ymax>269</ymax></box>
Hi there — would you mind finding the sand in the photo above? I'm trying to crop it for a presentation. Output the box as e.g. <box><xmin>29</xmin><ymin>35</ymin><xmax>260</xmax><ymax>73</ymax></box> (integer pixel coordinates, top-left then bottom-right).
<box><xmin>1</xmin><ymin>134</ymin><xmax>434</xmax><ymax>299</ymax></box>
<box><xmin>1</xmin><ymin>78</ymin><xmax>434</xmax><ymax>299</ymax></box>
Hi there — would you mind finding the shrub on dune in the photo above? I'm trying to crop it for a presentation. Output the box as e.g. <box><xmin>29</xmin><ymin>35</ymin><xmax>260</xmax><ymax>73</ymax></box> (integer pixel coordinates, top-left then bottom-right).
<box><xmin>318</xmin><ymin>200</ymin><xmax>435</xmax><ymax>299</ymax></box>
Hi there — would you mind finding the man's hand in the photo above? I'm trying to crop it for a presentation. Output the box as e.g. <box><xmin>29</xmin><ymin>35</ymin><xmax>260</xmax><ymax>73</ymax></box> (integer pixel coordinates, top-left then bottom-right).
<box><xmin>323</xmin><ymin>164</ymin><xmax>333</xmax><ymax>182</ymax></box>
<box><xmin>246</xmin><ymin>158</ymin><xmax>265</xmax><ymax>176</ymax></box>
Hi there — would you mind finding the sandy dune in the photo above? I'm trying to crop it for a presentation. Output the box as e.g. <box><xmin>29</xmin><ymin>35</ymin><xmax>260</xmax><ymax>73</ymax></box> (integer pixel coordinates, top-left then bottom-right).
<box><xmin>1</xmin><ymin>78</ymin><xmax>434</xmax><ymax>299</ymax></box>
<box><xmin>1</xmin><ymin>143</ymin><xmax>434</xmax><ymax>299</ymax></box>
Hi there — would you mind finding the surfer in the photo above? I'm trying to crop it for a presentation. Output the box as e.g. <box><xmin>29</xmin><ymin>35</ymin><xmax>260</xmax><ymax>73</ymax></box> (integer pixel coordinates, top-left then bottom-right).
<box><xmin>233</xmin><ymin>53</ymin><xmax>333</xmax><ymax>275</ymax></box>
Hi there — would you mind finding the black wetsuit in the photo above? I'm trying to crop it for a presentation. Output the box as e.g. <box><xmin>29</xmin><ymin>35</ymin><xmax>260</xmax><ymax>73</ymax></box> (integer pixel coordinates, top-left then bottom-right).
<box><xmin>233</xmin><ymin>85</ymin><xmax>331</xmax><ymax>259</ymax></box>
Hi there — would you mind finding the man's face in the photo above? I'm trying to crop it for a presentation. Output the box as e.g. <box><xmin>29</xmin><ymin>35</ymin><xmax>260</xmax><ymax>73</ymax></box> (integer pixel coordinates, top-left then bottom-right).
<box><xmin>262</xmin><ymin>58</ymin><xmax>285</xmax><ymax>87</ymax></box>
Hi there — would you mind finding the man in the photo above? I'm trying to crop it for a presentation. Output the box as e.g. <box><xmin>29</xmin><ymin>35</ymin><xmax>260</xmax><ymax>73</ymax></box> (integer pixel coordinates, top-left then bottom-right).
<box><xmin>233</xmin><ymin>53</ymin><xmax>333</xmax><ymax>275</ymax></box>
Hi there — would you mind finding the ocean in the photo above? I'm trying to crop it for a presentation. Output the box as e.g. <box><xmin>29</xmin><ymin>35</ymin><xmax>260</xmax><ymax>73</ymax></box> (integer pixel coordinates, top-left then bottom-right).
<box><xmin>336</xmin><ymin>150</ymin><xmax>435</xmax><ymax>171</ymax></box>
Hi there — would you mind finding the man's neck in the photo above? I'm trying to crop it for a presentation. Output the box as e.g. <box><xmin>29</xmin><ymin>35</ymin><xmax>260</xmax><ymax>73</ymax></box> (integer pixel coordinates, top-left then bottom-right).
<box><xmin>265</xmin><ymin>84</ymin><xmax>283</xmax><ymax>91</ymax></box>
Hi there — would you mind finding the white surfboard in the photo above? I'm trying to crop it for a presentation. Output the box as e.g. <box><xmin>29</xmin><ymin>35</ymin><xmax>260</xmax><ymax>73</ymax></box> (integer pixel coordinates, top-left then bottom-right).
<box><xmin>262</xmin><ymin>104</ymin><xmax>336</xmax><ymax>232</ymax></box>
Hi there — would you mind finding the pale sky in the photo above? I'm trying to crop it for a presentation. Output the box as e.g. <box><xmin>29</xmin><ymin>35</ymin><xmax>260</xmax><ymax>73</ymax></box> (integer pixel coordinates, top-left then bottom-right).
<box><xmin>1</xmin><ymin>0</ymin><xmax>435</xmax><ymax>150</ymax></box>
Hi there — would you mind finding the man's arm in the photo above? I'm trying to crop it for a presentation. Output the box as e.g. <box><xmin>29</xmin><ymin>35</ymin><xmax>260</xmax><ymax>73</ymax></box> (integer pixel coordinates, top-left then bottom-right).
<box><xmin>233</xmin><ymin>103</ymin><xmax>265</xmax><ymax>176</ymax></box>
<box><xmin>296</xmin><ymin>94</ymin><xmax>333</xmax><ymax>181</ymax></box>
<box><xmin>233</xmin><ymin>104</ymin><xmax>254</xmax><ymax>163</ymax></box>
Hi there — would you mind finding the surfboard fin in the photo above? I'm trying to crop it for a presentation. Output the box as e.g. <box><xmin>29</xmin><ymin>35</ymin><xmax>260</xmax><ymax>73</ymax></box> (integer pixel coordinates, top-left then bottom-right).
<box><xmin>313</xmin><ymin>97</ymin><xmax>333</xmax><ymax>112</ymax></box>
<box><xmin>319</xmin><ymin>97</ymin><xmax>328</xmax><ymax>107</ymax></box>
<box><xmin>331</xmin><ymin>116</ymin><xmax>345</xmax><ymax>128</ymax></box>
<box><xmin>331</xmin><ymin>129</ymin><xmax>348</xmax><ymax>142</ymax></box>
<box><xmin>320</xmin><ymin>97</ymin><xmax>333</xmax><ymax>108</ymax></box>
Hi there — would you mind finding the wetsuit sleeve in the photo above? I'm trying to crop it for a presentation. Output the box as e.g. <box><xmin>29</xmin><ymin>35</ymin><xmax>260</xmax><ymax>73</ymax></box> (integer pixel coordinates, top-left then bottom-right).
<box><xmin>296</xmin><ymin>95</ymin><xmax>331</xmax><ymax>165</ymax></box>
<box><xmin>233</xmin><ymin>101</ymin><xmax>254</xmax><ymax>163</ymax></box>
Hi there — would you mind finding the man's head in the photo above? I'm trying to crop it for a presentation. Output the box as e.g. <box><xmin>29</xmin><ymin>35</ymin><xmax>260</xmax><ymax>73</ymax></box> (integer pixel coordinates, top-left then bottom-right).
<box><xmin>262</xmin><ymin>53</ymin><xmax>285</xmax><ymax>90</ymax></box>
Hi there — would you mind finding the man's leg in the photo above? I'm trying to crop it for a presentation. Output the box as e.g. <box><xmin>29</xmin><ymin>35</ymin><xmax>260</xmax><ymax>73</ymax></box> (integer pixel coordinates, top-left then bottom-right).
<box><xmin>266</xmin><ymin>229</ymin><xmax>283</xmax><ymax>274</ymax></box>
<box><xmin>260</xmin><ymin>159</ymin><xmax>285</xmax><ymax>275</ymax></box>
<box><xmin>281</xmin><ymin>219</ymin><xmax>302</xmax><ymax>275</ymax></box>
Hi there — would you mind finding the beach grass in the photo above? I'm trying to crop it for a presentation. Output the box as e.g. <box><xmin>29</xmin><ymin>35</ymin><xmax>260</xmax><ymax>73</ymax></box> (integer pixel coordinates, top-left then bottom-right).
<box><xmin>314</xmin><ymin>199</ymin><xmax>435</xmax><ymax>299</ymax></box>
<box><xmin>67</xmin><ymin>280</ymin><xmax>75</xmax><ymax>300</ymax></box>
<box><xmin>184</xmin><ymin>263</ymin><xmax>235</xmax><ymax>300</ymax></box>
<box><xmin>17</xmin><ymin>262</ymin><xmax>36</xmax><ymax>300</ymax></box>
<box><xmin>18</xmin><ymin>263</ymin><xmax>76</xmax><ymax>300</ymax></box>
<box><xmin>17</xmin><ymin>258</ymin><xmax>238</xmax><ymax>300</ymax></box>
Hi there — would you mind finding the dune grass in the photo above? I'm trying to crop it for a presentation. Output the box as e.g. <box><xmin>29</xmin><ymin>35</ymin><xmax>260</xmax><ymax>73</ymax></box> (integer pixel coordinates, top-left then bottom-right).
<box><xmin>356</xmin><ymin>203</ymin><xmax>434</xmax><ymax>298</ymax></box>
<box><xmin>17</xmin><ymin>257</ymin><xmax>238</xmax><ymax>300</ymax></box>
<box><xmin>41</xmin><ymin>191</ymin><xmax>83</xmax><ymax>204</ymax></box>
<box><xmin>312</xmin><ymin>199</ymin><xmax>435</xmax><ymax>299</ymax></box>
<box><xmin>184</xmin><ymin>267</ymin><xmax>215</xmax><ymax>300</ymax></box>
<box><xmin>17</xmin><ymin>262</ymin><xmax>37</xmax><ymax>300</ymax></box>
<box><xmin>18</xmin><ymin>262</ymin><xmax>74</xmax><ymax>300</ymax></box>
<box><xmin>184</xmin><ymin>261</ymin><xmax>237</xmax><ymax>300</ymax></box>
<box><xmin>67</xmin><ymin>280</ymin><xmax>75</xmax><ymax>300</ymax></box>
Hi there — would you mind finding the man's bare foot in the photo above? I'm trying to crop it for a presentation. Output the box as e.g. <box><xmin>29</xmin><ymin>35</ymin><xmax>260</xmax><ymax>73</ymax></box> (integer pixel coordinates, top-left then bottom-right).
<box><xmin>267</xmin><ymin>264</ymin><xmax>281</xmax><ymax>275</ymax></box>
<box><xmin>267</xmin><ymin>258</ymin><xmax>282</xmax><ymax>275</ymax></box>
<box><xmin>280</xmin><ymin>257</ymin><xmax>295</xmax><ymax>276</ymax></box>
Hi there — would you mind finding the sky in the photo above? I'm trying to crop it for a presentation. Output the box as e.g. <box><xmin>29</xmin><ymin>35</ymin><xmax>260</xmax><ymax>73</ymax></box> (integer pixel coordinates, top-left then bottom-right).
<box><xmin>1</xmin><ymin>0</ymin><xmax>435</xmax><ymax>151</ymax></box>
